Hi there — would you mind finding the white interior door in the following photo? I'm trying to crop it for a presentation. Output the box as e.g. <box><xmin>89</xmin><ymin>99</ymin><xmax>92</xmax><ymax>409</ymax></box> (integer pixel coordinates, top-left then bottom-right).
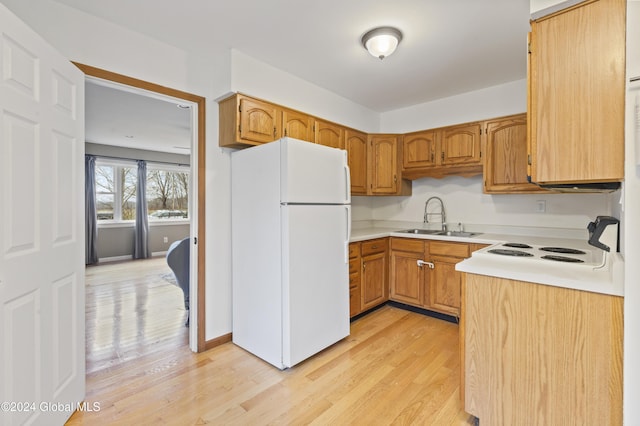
<box><xmin>0</xmin><ymin>4</ymin><xmax>85</xmax><ymax>425</ymax></box>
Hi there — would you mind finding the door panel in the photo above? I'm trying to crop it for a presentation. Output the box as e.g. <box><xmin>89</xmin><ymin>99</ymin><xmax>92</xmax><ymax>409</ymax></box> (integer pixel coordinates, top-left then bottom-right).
<box><xmin>0</xmin><ymin>4</ymin><xmax>85</xmax><ymax>424</ymax></box>
<box><xmin>283</xmin><ymin>205</ymin><xmax>350</xmax><ymax>367</ymax></box>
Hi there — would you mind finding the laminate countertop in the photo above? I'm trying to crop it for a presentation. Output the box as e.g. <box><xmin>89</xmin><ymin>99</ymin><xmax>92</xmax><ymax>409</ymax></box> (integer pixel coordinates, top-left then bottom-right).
<box><xmin>349</xmin><ymin>221</ymin><xmax>624</xmax><ymax>297</ymax></box>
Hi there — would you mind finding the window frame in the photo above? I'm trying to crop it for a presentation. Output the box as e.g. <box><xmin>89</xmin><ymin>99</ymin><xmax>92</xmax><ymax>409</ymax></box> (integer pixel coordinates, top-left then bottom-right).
<box><xmin>146</xmin><ymin>162</ymin><xmax>191</xmax><ymax>223</ymax></box>
<box><xmin>95</xmin><ymin>158</ymin><xmax>137</xmax><ymax>225</ymax></box>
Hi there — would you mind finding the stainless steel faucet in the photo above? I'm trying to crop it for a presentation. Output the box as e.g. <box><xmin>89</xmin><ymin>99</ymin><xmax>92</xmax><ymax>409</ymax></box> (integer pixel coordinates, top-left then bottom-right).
<box><xmin>424</xmin><ymin>196</ymin><xmax>446</xmax><ymax>231</ymax></box>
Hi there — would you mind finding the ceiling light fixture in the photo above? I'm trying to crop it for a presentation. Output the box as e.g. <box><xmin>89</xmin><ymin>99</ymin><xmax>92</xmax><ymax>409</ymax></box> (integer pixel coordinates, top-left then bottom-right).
<box><xmin>361</xmin><ymin>26</ymin><xmax>403</xmax><ymax>60</ymax></box>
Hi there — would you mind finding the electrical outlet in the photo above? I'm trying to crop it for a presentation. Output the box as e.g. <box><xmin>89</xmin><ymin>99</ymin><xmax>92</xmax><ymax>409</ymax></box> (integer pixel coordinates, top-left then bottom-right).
<box><xmin>163</xmin><ymin>237</ymin><xmax>168</xmax><ymax>243</ymax></box>
<box><xmin>536</xmin><ymin>200</ymin><xmax>546</xmax><ymax>213</ymax></box>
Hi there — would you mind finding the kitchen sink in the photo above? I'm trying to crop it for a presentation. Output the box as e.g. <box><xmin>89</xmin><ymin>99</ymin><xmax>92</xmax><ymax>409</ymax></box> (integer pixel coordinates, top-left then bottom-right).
<box><xmin>399</xmin><ymin>229</ymin><xmax>444</xmax><ymax>235</ymax></box>
<box><xmin>438</xmin><ymin>230</ymin><xmax>480</xmax><ymax>237</ymax></box>
<box><xmin>398</xmin><ymin>229</ymin><xmax>481</xmax><ymax>238</ymax></box>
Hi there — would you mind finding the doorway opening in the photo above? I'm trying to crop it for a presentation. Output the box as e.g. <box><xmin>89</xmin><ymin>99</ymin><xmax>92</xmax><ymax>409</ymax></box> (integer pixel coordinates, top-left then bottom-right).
<box><xmin>76</xmin><ymin>63</ymin><xmax>207</xmax><ymax>368</ymax></box>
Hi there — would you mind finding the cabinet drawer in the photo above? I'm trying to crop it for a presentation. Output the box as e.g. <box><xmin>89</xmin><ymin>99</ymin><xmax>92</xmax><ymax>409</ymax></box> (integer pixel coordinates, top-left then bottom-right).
<box><xmin>429</xmin><ymin>241</ymin><xmax>469</xmax><ymax>258</ymax></box>
<box><xmin>349</xmin><ymin>259</ymin><xmax>360</xmax><ymax>276</ymax></box>
<box><xmin>350</xmin><ymin>286</ymin><xmax>361</xmax><ymax>317</ymax></box>
<box><xmin>349</xmin><ymin>273</ymin><xmax>360</xmax><ymax>289</ymax></box>
<box><xmin>349</xmin><ymin>243</ymin><xmax>361</xmax><ymax>259</ymax></box>
<box><xmin>361</xmin><ymin>238</ymin><xmax>388</xmax><ymax>256</ymax></box>
<box><xmin>391</xmin><ymin>238</ymin><xmax>425</xmax><ymax>253</ymax></box>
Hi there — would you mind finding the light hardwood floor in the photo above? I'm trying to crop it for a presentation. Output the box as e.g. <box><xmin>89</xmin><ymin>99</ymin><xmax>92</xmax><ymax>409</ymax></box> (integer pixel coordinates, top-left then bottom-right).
<box><xmin>84</xmin><ymin>257</ymin><xmax>189</xmax><ymax>375</ymax></box>
<box><xmin>70</xmin><ymin>296</ymin><xmax>474</xmax><ymax>425</ymax></box>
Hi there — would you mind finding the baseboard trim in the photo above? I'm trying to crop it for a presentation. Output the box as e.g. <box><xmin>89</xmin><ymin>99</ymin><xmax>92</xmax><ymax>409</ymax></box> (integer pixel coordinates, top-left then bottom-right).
<box><xmin>97</xmin><ymin>255</ymin><xmax>132</xmax><ymax>263</ymax></box>
<box><xmin>203</xmin><ymin>333</ymin><xmax>232</xmax><ymax>351</ymax></box>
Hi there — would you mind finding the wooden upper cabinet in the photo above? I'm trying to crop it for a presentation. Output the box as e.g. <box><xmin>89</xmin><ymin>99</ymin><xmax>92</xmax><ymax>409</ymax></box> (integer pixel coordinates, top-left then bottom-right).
<box><xmin>282</xmin><ymin>108</ymin><xmax>314</xmax><ymax>142</ymax></box>
<box><xmin>315</xmin><ymin>119</ymin><xmax>345</xmax><ymax>149</ymax></box>
<box><xmin>403</xmin><ymin>130</ymin><xmax>439</xmax><ymax>169</ymax></box>
<box><xmin>401</xmin><ymin>123</ymin><xmax>483</xmax><ymax>180</ymax></box>
<box><xmin>346</xmin><ymin>129</ymin><xmax>368</xmax><ymax>195</ymax></box>
<box><xmin>238</xmin><ymin>96</ymin><xmax>281</xmax><ymax>144</ymax></box>
<box><xmin>219</xmin><ymin>94</ymin><xmax>281</xmax><ymax>147</ymax></box>
<box><xmin>369</xmin><ymin>135</ymin><xmax>399</xmax><ymax>195</ymax></box>
<box><xmin>441</xmin><ymin>122</ymin><xmax>482</xmax><ymax>166</ymax></box>
<box><xmin>484</xmin><ymin>114</ymin><xmax>547</xmax><ymax>193</ymax></box>
<box><xmin>528</xmin><ymin>0</ymin><xmax>625</xmax><ymax>184</ymax></box>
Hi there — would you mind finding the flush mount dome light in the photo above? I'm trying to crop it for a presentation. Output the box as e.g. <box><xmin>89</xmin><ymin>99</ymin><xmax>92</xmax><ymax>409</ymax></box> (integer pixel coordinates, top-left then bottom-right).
<box><xmin>361</xmin><ymin>26</ymin><xmax>403</xmax><ymax>60</ymax></box>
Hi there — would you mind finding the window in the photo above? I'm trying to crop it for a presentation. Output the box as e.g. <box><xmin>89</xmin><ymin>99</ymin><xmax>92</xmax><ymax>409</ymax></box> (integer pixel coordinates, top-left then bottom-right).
<box><xmin>94</xmin><ymin>159</ymin><xmax>189</xmax><ymax>223</ymax></box>
<box><xmin>95</xmin><ymin>161</ymin><xmax>137</xmax><ymax>222</ymax></box>
<box><xmin>147</xmin><ymin>165</ymin><xmax>189</xmax><ymax>220</ymax></box>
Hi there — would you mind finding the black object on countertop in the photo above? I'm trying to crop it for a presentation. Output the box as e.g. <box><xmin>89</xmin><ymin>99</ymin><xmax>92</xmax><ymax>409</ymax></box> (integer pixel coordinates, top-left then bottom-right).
<box><xmin>587</xmin><ymin>216</ymin><xmax>620</xmax><ymax>252</ymax></box>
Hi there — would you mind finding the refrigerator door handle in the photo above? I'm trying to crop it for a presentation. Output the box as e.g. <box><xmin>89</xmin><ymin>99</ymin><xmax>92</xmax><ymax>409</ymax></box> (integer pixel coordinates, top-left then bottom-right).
<box><xmin>345</xmin><ymin>205</ymin><xmax>351</xmax><ymax>264</ymax></box>
<box><xmin>344</xmin><ymin>161</ymin><xmax>351</xmax><ymax>204</ymax></box>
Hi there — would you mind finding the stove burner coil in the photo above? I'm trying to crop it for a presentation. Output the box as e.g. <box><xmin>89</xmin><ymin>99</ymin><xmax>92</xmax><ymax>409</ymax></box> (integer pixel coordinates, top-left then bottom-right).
<box><xmin>539</xmin><ymin>247</ymin><xmax>586</xmax><ymax>255</ymax></box>
<box><xmin>502</xmin><ymin>243</ymin><xmax>533</xmax><ymax>249</ymax></box>
<box><xmin>488</xmin><ymin>249</ymin><xmax>534</xmax><ymax>257</ymax></box>
<box><xmin>541</xmin><ymin>255</ymin><xmax>585</xmax><ymax>263</ymax></box>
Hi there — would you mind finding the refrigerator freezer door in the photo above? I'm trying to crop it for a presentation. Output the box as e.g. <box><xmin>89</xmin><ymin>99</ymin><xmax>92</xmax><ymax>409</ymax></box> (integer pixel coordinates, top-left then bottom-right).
<box><xmin>281</xmin><ymin>204</ymin><xmax>351</xmax><ymax>368</ymax></box>
<box><xmin>280</xmin><ymin>137</ymin><xmax>350</xmax><ymax>205</ymax></box>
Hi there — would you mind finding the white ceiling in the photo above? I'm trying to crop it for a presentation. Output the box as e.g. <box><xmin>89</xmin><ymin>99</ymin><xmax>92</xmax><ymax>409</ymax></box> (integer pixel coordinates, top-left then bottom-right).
<box><xmin>85</xmin><ymin>80</ymin><xmax>193</xmax><ymax>154</ymax></box>
<box><xmin>68</xmin><ymin>0</ymin><xmax>531</xmax><ymax>153</ymax></box>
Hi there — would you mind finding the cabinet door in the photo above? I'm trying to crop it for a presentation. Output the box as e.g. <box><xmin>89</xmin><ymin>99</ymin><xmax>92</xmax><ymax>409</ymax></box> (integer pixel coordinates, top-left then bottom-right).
<box><xmin>484</xmin><ymin>115</ymin><xmax>545</xmax><ymax>193</ymax></box>
<box><xmin>441</xmin><ymin>123</ymin><xmax>482</xmax><ymax>166</ymax></box>
<box><xmin>361</xmin><ymin>252</ymin><xmax>387</xmax><ymax>310</ymax></box>
<box><xmin>390</xmin><ymin>250</ymin><xmax>425</xmax><ymax>307</ymax></box>
<box><xmin>346</xmin><ymin>129</ymin><xmax>368</xmax><ymax>195</ymax></box>
<box><xmin>238</xmin><ymin>95</ymin><xmax>281</xmax><ymax>144</ymax></box>
<box><xmin>528</xmin><ymin>0</ymin><xmax>625</xmax><ymax>184</ymax></box>
<box><xmin>315</xmin><ymin>119</ymin><xmax>345</xmax><ymax>149</ymax></box>
<box><xmin>369</xmin><ymin>135</ymin><xmax>399</xmax><ymax>195</ymax></box>
<box><xmin>428</xmin><ymin>256</ymin><xmax>462</xmax><ymax>316</ymax></box>
<box><xmin>282</xmin><ymin>108</ymin><xmax>314</xmax><ymax>142</ymax></box>
<box><xmin>403</xmin><ymin>130</ymin><xmax>438</xmax><ymax>169</ymax></box>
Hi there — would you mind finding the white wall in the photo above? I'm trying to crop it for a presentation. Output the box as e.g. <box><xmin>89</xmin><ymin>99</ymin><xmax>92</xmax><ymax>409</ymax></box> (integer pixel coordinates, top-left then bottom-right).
<box><xmin>373</xmin><ymin>80</ymin><xmax>612</xmax><ymax>230</ymax></box>
<box><xmin>0</xmin><ymin>0</ymin><xmax>235</xmax><ymax>341</ymax></box>
<box><xmin>230</xmin><ymin>50</ymin><xmax>380</xmax><ymax>133</ymax></box>
<box><xmin>380</xmin><ymin>79</ymin><xmax>527</xmax><ymax>133</ymax></box>
<box><xmin>1</xmin><ymin>0</ymin><xmax>388</xmax><ymax>342</ymax></box>
<box><xmin>370</xmin><ymin>177</ymin><xmax>612</xmax><ymax>230</ymax></box>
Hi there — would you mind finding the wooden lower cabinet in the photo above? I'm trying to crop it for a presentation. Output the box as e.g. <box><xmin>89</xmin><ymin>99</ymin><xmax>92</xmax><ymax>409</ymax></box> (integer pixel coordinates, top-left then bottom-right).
<box><xmin>348</xmin><ymin>243</ymin><xmax>362</xmax><ymax>317</ymax></box>
<box><xmin>349</xmin><ymin>239</ymin><xmax>389</xmax><ymax>317</ymax></box>
<box><xmin>360</xmin><ymin>239</ymin><xmax>389</xmax><ymax>311</ymax></box>
<box><xmin>463</xmin><ymin>273</ymin><xmax>623</xmax><ymax>425</ymax></box>
<box><xmin>389</xmin><ymin>238</ymin><xmax>426</xmax><ymax>306</ymax></box>
<box><xmin>427</xmin><ymin>241</ymin><xmax>469</xmax><ymax>316</ymax></box>
<box><xmin>389</xmin><ymin>238</ymin><xmax>488</xmax><ymax>317</ymax></box>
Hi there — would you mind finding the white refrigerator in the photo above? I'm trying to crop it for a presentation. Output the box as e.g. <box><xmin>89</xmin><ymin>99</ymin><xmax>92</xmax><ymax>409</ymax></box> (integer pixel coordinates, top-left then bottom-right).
<box><xmin>231</xmin><ymin>137</ymin><xmax>351</xmax><ymax>369</ymax></box>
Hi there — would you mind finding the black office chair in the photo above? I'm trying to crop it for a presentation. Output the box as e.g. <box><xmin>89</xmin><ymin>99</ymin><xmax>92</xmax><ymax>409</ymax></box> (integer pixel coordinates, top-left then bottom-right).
<box><xmin>166</xmin><ymin>237</ymin><xmax>190</xmax><ymax>326</ymax></box>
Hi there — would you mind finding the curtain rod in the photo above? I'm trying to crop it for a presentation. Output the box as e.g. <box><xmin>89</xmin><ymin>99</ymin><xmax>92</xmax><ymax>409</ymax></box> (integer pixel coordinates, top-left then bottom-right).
<box><xmin>88</xmin><ymin>153</ymin><xmax>190</xmax><ymax>168</ymax></box>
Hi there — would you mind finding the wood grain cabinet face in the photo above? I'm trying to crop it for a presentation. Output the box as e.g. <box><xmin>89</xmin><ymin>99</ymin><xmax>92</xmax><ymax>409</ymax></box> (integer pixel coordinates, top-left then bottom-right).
<box><xmin>360</xmin><ymin>238</ymin><xmax>389</xmax><ymax>311</ymax></box>
<box><xmin>369</xmin><ymin>135</ymin><xmax>399</xmax><ymax>195</ymax></box>
<box><xmin>219</xmin><ymin>94</ymin><xmax>281</xmax><ymax>147</ymax></box>
<box><xmin>346</xmin><ymin>129</ymin><xmax>368</xmax><ymax>195</ymax></box>
<box><xmin>426</xmin><ymin>241</ymin><xmax>469</xmax><ymax>316</ymax></box>
<box><xmin>441</xmin><ymin>123</ymin><xmax>482</xmax><ymax>166</ymax></box>
<box><xmin>464</xmin><ymin>274</ymin><xmax>623</xmax><ymax>425</ymax></box>
<box><xmin>282</xmin><ymin>108</ymin><xmax>314</xmax><ymax>142</ymax></box>
<box><xmin>348</xmin><ymin>242</ymin><xmax>362</xmax><ymax>318</ymax></box>
<box><xmin>389</xmin><ymin>238</ymin><xmax>426</xmax><ymax>307</ymax></box>
<box><xmin>403</xmin><ymin>130</ymin><xmax>439</xmax><ymax>169</ymax></box>
<box><xmin>483</xmin><ymin>114</ymin><xmax>546</xmax><ymax>193</ymax></box>
<box><xmin>315</xmin><ymin>119</ymin><xmax>345</xmax><ymax>149</ymax></box>
<box><xmin>238</xmin><ymin>96</ymin><xmax>281</xmax><ymax>144</ymax></box>
<box><xmin>528</xmin><ymin>0</ymin><xmax>625</xmax><ymax>184</ymax></box>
